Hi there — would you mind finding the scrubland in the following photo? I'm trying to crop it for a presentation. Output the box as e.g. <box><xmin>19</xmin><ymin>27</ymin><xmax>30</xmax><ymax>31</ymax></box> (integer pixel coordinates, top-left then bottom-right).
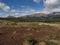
<box><xmin>0</xmin><ymin>20</ymin><xmax>60</xmax><ymax>45</ymax></box>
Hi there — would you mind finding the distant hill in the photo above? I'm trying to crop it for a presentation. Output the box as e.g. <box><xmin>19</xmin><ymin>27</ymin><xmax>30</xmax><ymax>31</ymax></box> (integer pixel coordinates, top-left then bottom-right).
<box><xmin>6</xmin><ymin>15</ymin><xmax>16</xmax><ymax>18</ymax></box>
<box><xmin>0</xmin><ymin>12</ymin><xmax>60</xmax><ymax>22</ymax></box>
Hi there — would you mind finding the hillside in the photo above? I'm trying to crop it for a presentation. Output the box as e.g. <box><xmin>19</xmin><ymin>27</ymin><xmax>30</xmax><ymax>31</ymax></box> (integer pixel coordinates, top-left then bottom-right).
<box><xmin>0</xmin><ymin>12</ymin><xmax>60</xmax><ymax>22</ymax></box>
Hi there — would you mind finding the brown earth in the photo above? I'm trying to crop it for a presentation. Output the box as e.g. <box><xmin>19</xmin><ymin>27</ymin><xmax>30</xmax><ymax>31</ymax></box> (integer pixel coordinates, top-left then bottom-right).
<box><xmin>0</xmin><ymin>25</ymin><xmax>60</xmax><ymax>45</ymax></box>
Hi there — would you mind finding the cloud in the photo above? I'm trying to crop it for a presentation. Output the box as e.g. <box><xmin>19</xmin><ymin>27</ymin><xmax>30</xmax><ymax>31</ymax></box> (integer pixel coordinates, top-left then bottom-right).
<box><xmin>0</xmin><ymin>2</ymin><xmax>10</xmax><ymax>12</ymax></box>
<box><xmin>33</xmin><ymin>0</ymin><xmax>41</xmax><ymax>3</ymax></box>
<box><xmin>40</xmin><ymin>9</ymin><xmax>50</xmax><ymax>14</ymax></box>
<box><xmin>33</xmin><ymin>0</ymin><xmax>60</xmax><ymax>14</ymax></box>
<box><xmin>20</xmin><ymin>6</ymin><xmax>36</xmax><ymax>14</ymax></box>
<box><xmin>0</xmin><ymin>2</ymin><xmax>19</xmax><ymax>13</ymax></box>
<box><xmin>0</xmin><ymin>2</ymin><xmax>20</xmax><ymax>17</ymax></box>
<box><xmin>10</xmin><ymin>10</ymin><xmax>19</xmax><ymax>13</ymax></box>
<box><xmin>0</xmin><ymin>3</ymin><xmax>38</xmax><ymax>17</ymax></box>
<box><xmin>44</xmin><ymin>0</ymin><xmax>60</xmax><ymax>12</ymax></box>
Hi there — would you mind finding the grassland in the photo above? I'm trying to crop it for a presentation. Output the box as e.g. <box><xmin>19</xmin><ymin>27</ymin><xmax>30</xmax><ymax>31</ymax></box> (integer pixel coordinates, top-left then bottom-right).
<box><xmin>0</xmin><ymin>20</ymin><xmax>60</xmax><ymax>45</ymax></box>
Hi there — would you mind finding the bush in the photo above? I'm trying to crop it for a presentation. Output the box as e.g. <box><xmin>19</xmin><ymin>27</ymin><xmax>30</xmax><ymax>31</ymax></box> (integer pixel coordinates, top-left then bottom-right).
<box><xmin>23</xmin><ymin>35</ymin><xmax>38</xmax><ymax>45</ymax></box>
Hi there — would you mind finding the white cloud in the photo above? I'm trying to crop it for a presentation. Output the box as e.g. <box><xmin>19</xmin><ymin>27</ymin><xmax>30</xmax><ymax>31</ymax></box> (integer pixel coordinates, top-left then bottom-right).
<box><xmin>10</xmin><ymin>10</ymin><xmax>16</xmax><ymax>12</ymax></box>
<box><xmin>20</xmin><ymin>6</ymin><xmax>36</xmax><ymax>14</ymax></box>
<box><xmin>52</xmin><ymin>7</ymin><xmax>60</xmax><ymax>12</ymax></box>
<box><xmin>0</xmin><ymin>2</ymin><xmax>10</xmax><ymax>12</ymax></box>
<box><xmin>33</xmin><ymin>0</ymin><xmax>60</xmax><ymax>14</ymax></box>
<box><xmin>0</xmin><ymin>2</ymin><xmax>20</xmax><ymax>17</ymax></box>
<box><xmin>44</xmin><ymin>0</ymin><xmax>60</xmax><ymax>12</ymax></box>
<box><xmin>0</xmin><ymin>2</ymin><xmax>19</xmax><ymax>13</ymax></box>
<box><xmin>40</xmin><ymin>9</ymin><xmax>50</xmax><ymax>14</ymax></box>
<box><xmin>10</xmin><ymin>10</ymin><xmax>19</xmax><ymax>13</ymax></box>
<box><xmin>14</xmin><ymin>13</ymin><xmax>20</xmax><ymax>17</ymax></box>
<box><xmin>33</xmin><ymin>0</ymin><xmax>41</xmax><ymax>3</ymax></box>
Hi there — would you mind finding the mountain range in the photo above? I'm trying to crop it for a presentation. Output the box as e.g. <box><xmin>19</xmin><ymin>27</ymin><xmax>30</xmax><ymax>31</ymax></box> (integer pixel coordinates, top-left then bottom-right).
<box><xmin>0</xmin><ymin>12</ymin><xmax>60</xmax><ymax>22</ymax></box>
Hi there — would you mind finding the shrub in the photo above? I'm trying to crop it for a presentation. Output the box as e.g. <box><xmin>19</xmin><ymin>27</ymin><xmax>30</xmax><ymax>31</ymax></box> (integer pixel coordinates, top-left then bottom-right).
<box><xmin>23</xmin><ymin>35</ymin><xmax>37</xmax><ymax>45</ymax></box>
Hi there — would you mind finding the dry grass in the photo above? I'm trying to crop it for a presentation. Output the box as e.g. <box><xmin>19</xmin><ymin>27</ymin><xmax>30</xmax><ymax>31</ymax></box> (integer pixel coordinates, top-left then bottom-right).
<box><xmin>0</xmin><ymin>20</ymin><xmax>60</xmax><ymax>45</ymax></box>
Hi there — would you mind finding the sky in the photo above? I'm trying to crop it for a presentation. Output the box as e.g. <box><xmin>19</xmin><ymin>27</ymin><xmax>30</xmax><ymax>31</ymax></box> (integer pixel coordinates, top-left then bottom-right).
<box><xmin>0</xmin><ymin>0</ymin><xmax>60</xmax><ymax>17</ymax></box>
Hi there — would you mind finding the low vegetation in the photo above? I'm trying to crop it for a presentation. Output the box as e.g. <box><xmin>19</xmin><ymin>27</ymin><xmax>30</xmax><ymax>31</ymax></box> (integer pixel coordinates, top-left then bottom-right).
<box><xmin>0</xmin><ymin>20</ymin><xmax>60</xmax><ymax>45</ymax></box>
<box><xmin>0</xmin><ymin>16</ymin><xmax>60</xmax><ymax>22</ymax></box>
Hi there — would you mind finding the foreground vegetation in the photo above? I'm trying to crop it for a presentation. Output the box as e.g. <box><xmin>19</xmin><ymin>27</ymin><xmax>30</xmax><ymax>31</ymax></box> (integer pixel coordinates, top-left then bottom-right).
<box><xmin>0</xmin><ymin>20</ymin><xmax>60</xmax><ymax>45</ymax></box>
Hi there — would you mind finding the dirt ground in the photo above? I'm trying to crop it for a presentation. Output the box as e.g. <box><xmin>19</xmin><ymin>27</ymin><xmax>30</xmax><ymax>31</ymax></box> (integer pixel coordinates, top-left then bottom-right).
<box><xmin>0</xmin><ymin>24</ymin><xmax>60</xmax><ymax>45</ymax></box>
